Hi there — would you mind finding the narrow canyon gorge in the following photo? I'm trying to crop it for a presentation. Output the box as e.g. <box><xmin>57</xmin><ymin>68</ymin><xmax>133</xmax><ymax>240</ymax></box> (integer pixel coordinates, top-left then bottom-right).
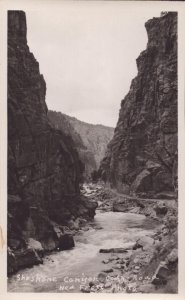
<box><xmin>7</xmin><ymin>10</ymin><xmax>178</xmax><ymax>294</ymax></box>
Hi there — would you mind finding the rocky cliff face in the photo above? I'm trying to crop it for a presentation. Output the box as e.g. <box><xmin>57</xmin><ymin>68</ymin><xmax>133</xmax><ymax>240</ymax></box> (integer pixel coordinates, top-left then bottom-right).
<box><xmin>8</xmin><ymin>11</ymin><xmax>97</xmax><ymax>274</ymax></box>
<box><xmin>99</xmin><ymin>12</ymin><xmax>177</xmax><ymax>197</ymax></box>
<box><xmin>67</xmin><ymin>116</ymin><xmax>114</xmax><ymax>169</ymax></box>
<box><xmin>48</xmin><ymin>110</ymin><xmax>114</xmax><ymax>180</ymax></box>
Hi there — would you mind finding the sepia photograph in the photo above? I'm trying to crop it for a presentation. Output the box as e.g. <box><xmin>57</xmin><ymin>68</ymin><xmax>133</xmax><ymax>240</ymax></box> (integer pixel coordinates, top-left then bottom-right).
<box><xmin>1</xmin><ymin>0</ymin><xmax>184</xmax><ymax>295</ymax></box>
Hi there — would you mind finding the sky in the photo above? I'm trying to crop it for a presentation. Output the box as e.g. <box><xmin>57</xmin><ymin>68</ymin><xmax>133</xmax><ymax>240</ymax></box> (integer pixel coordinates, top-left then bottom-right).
<box><xmin>26</xmin><ymin>3</ymin><xmax>161</xmax><ymax>127</ymax></box>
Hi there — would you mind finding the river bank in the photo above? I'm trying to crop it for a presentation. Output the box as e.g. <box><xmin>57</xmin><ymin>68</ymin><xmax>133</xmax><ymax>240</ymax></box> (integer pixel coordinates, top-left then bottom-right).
<box><xmin>8</xmin><ymin>193</ymin><xmax>98</xmax><ymax>276</ymax></box>
<box><xmin>8</xmin><ymin>183</ymin><xmax>178</xmax><ymax>293</ymax></box>
<box><xmin>80</xmin><ymin>183</ymin><xmax>178</xmax><ymax>293</ymax></box>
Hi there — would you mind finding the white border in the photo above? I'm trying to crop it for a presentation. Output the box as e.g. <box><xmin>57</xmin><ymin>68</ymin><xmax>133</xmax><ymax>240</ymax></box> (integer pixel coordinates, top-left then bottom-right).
<box><xmin>0</xmin><ymin>1</ymin><xmax>185</xmax><ymax>300</ymax></box>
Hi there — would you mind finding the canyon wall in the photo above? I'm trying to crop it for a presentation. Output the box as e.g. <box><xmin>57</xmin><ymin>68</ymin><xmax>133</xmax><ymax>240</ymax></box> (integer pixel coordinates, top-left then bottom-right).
<box><xmin>67</xmin><ymin>116</ymin><xmax>114</xmax><ymax>169</ymax></box>
<box><xmin>48</xmin><ymin>110</ymin><xmax>114</xmax><ymax>180</ymax></box>
<box><xmin>99</xmin><ymin>12</ymin><xmax>177</xmax><ymax>197</ymax></box>
<box><xmin>8</xmin><ymin>11</ymin><xmax>96</xmax><ymax>273</ymax></box>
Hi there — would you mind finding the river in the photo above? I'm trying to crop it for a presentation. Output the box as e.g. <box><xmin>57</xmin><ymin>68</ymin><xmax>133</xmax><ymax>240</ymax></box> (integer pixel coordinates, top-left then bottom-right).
<box><xmin>8</xmin><ymin>211</ymin><xmax>158</xmax><ymax>293</ymax></box>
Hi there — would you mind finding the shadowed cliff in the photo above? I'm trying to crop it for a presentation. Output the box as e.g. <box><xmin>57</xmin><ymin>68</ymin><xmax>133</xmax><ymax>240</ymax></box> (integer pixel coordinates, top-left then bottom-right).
<box><xmin>8</xmin><ymin>10</ymin><xmax>97</xmax><ymax>274</ymax></box>
<box><xmin>99</xmin><ymin>12</ymin><xmax>177</xmax><ymax>198</ymax></box>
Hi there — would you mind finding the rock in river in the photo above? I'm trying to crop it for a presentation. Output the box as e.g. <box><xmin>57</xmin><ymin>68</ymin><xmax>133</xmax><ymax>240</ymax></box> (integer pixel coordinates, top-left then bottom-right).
<box><xmin>58</xmin><ymin>234</ymin><xmax>75</xmax><ymax>250</ymax></box>
<box><xmin>99</xmin><ymin>248</ymin><xmax>129</xmax><ymax>254</ymax></box>
<box><xmin>113</xmin><ymin>203</ymin><xmax>128</xmax><ymax>212</ymax></box>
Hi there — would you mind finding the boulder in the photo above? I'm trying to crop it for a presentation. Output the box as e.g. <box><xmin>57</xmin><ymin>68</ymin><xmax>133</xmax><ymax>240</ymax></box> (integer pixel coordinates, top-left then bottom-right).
<box><xmin>104</xmin><ymin>282</ymin><xmax>112</xmax><ymax>289</ymax></box>
<box><xmin>143</xmin><ymin>207</ymin><xmax>157</xmax><ymax>218</ymax></box>
<box><xmin>99</xmin><ymin>248</ymin><xmax>128</xmax><ymax>254</ymax></box>
<box><xmin>166</xmin><ymin>248</ymin><xmax>178</xmax><ymax>264</ymax></box>
<box><xmin>93</xmin><ymin>225</ymin><xmax>103</xmax><ymax>230</ymax></box>
<box><xmin>8</xmin><ymin>247</ymin><xmax>43</xmax><ymax>274</ymax></box>
<box><xmin>133</xmin><ymin>236</ymin><xmax>154</xmax><ymax>250</ymax></box>
<box><xmin>114</xmin><ymin>264</ymin><xmax>122</xmax><ymax>270</ymax></box>
<box><xmin>68</xmin><ymin>219</ymin><xmax>80</xmax><ymax>230</ymax></box>
<box><xmin>102</xmin><ymin>259</ymin><xmax>109</xmax><ymax>264</ymax></box>
<box><xmin>154</xmin><ymin>202</ymin><xmax>168</xmax><ymax>215</ymax></box>
<box><xmin>97</xmin><ymin>272</ymin><xmax>107</xmax><ymax>283</ymax></box>
<box><xmin>28</xmin><ymin>238</ymin><xmax>43</xmax><ymax>251</ymax></box>
<box><xmin>89</xmin><ymin>281</ymin><xmax>95</xmax><ymax>288</ymax></box>
<box><xmin>58</xmin><ymin>234</ymin><xmax>75</xmax><ymax>250</ymax></box>
<box><xmin>113</xmin><ymin>203</ymin><xmax>128</xmax><ymax>212</ymax></box>
<box><xmin>102</xmin><ymin>268</ymin><xmax>113</xmax><ymax>273</ymax></box>
<box><xmin>41</xmin><ymin>236</ymin><xmax>57</xmax><ymax>251</ymax></box>
<box><xmin>27</xmin><ymin>238</ymin><xmax>44</xmax><ymax>256</ymax></box>
<box><xmin>81</xmin><ymin>198</ymin><xmax>98</xmax><ymax>218</ymax></box>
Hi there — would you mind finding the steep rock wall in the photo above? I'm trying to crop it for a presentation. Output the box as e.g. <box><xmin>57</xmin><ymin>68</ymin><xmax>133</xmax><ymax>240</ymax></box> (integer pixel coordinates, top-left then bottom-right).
<box><xmin>99</xmin><ymin>12</ymin><xmax>177</xmax><ymax>197</ymax></box>
<box><xmin>8</xmin><ymin>11</ymin><xmax>96</xmax><ymax>273</ymax></box>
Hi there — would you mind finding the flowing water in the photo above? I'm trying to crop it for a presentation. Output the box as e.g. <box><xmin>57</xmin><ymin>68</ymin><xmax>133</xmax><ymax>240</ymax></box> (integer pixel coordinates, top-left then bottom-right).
<box><xmin>8</xmin><ymin>211</ymin><xmax>158</xmax><ymax>293</ymax></box>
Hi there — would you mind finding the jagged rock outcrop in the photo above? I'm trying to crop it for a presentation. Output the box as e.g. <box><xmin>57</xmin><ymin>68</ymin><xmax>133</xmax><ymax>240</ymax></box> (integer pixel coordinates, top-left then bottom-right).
<box><xmin>48</xmin><ymin>111</ymin><xmax>114</xmax><ymax>180</ymax></box>
<box><xmin>8</xmin><ymin>10</ymin><xmax>97</xmax><ymax>274</ymax></box>
<box><xmin>99</xmin><ymin>12</ymin><xmax>177</xmax><ymax>197</ymax></box>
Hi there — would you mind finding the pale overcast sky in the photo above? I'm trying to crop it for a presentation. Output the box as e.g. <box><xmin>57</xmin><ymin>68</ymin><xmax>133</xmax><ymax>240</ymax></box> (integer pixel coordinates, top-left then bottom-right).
<box><xmin>26</xmin><ymin>3</ymin><xmax>161</xmax><ymax>127</ymax></box>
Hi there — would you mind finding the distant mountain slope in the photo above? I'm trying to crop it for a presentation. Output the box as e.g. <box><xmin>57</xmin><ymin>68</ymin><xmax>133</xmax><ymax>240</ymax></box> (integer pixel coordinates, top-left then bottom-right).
<box><xmin>48</xmin><ymin>111</ymin><xmax>114</xmax><ymax>180</ymax></box>
<box><xmin>48</xmin><ymin>111</ymin><xmax>85</xmax><ymax>150</ymax></box>
<box><xmin>66</xmin><ymin>115</ymin><xmax>114</xmax><ymax>167</ymax></box>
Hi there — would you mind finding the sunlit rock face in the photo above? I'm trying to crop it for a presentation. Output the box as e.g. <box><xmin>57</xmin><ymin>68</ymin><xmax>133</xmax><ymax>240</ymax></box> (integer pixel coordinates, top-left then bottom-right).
<box><xmin>99</xmin><ymin>13</ymin><xmax>177</xmax><ymax>196</ymax></box>
<box><xmin>48</xmin><ymin>110</ymin><xmax>114</xmax><ymax>181</ymax></box>
<box><xmin>8</xmin><ymin>11</ymin><xmax>97</xmax><ymax>273</ymax></box>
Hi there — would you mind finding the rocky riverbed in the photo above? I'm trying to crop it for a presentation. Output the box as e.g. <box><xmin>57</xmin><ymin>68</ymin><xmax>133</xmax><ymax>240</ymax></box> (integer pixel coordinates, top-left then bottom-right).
<box><xmin>8</xmin><ymin>183</ymin><xmax>178</xmax><ymax>293</ymax></box>
<box><xmin>81</xmin><ymin>184</ymin><xmax>178</xmax><ymax>293</ymax></box>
